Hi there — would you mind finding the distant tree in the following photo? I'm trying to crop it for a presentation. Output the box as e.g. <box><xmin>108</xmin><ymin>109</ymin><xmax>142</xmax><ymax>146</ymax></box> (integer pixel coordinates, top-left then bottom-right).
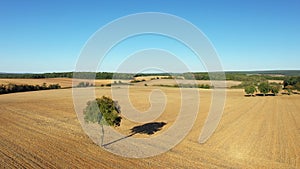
<box><xmin>258</xmin><ymin>82</ymin><xmax>270</xmax><ymax>96</ymax></box>
<box><xmin>77</xmin><ymin>81</ymin><xmax>90</xmax><ymax>87</ymax></box>
<box><xmin>35</xmin><ymin>85</ymin><xmax>40</xmax><ymax>90</ymax></box>
<box><xmin>42</xmin><ymin>83</ymin><xmax>47</xmax><ymax>90</ymax></box>
<box><xmin>244</xmin><ymin>85</ymin><xmax>257</xmax><ymax>96</ymax></box>
<box><xmin>270</xmin><ymin>85</ymin><xmax>281</xmax><ymax>95</ymax></box>
<box><xmin>83</xmin><ymin>96</ymin><xmax>122</xmax><ymax>146</ymax></box>
<box><xmin>0</xmin><ymin>84</ymin><xmax>7</xmax><ymax>94</ymax></box>
<box><xmin>285</xmin><ymin>85</ymin><xmax>294</xmax><ymax>95</ymax></box>
<box><xmin>48</xmin><ymin>84</ymin><xmax>61</xmax><ymax>89</ymax></box>
<box><xmin>283</xmin><ymin>77</ymin><xmax>298</xmax><ymax>88</ymax></box>
<box><xmin>295</xmin><ymin>82</ymin><xmax>300</xmax><ymax>91</ymax></box>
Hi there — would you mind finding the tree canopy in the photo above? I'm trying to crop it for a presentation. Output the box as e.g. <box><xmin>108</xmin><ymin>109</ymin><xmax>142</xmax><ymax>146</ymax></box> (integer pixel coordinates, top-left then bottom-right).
<box><xmin>244</xmin><ymin>85</ymin><xmax>256</xmax><ymax>95</ymax></box>
<box><xmin>84</xmin><ymin>96</ymin><xmax>122</xmax><ymax>127</ymax></box>
<box><xmin>258</xmin><ymin>82</ymin><xmax>270</xmax><ymax>96</ymax></box>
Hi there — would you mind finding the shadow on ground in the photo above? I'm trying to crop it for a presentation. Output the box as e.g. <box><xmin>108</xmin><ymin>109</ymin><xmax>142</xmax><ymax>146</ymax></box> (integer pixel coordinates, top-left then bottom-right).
<box><xmin>102</xmin><ymin>122</ymin><xmax>167</xmax><ymax>147</ymax></box>
<box><xmin>130</xmin><ymin>122</ymin><xmax>167</xmax><ymax>135</ymax></box>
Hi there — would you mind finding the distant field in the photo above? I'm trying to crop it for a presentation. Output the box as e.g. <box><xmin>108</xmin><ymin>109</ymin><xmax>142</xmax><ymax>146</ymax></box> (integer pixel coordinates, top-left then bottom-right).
<box><xmin>0</xmin><ymin>86</ymin><xmax>299</xmax><ymax>168</ymax></box>
<box><xmin>134</xmin><ymin>78</ymin><xmax>241</xmax><ymax>88</ymax></box>
<box><xmin>0</xmin><ymin>78</ymin><xmax>130</xmax><ymax>88</ymax></box>
<box><xmin>0</xmin><ymin>78</ymin><xmax>242</xmax><ymax>88</ymax></box>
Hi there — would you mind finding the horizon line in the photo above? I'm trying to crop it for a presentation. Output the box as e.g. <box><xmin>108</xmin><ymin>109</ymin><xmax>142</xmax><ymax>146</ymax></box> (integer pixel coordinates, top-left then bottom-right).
<box><xmin>1</xmin><ymin>69</ymin><xmax>300</xmax><ymax>74</ymax></box>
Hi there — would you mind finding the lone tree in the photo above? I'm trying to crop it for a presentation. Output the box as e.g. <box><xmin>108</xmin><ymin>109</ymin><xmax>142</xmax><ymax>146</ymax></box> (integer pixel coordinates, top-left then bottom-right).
<box><xmin>258</xmin><ymin>82</ymin><xmax>270</xmax><ymax>96</ymax></box>
<box><xmin>83</xmin><ymin>96</ymin><xmax>122</xmax><ymax>146</ymax></box>
<box><xmin>244</xmin><ymin>85</ymin><xmax>257</xmax><ymax>96</ymax></box>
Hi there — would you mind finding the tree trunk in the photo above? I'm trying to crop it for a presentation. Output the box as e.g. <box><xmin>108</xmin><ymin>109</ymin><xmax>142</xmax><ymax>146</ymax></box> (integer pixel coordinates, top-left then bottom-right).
<box><xmin>100</xmin><ymin>124</ymin><xmax>104</xmax><ymax>146</ymax></box>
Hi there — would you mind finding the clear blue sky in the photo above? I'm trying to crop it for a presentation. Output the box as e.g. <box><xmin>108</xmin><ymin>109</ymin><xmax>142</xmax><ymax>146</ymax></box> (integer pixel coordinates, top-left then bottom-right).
<box><xmin>0</xmin><ymin>0</ymin><xmax>299</xmax><ymax>73</ymax></box>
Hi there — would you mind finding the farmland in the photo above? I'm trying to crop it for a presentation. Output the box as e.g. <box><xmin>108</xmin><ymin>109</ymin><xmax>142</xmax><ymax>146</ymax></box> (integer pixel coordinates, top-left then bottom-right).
<box><xmin>0</xmin><ymin>83</ymin><xmax>299</xmax><ymax>168</ymax></box>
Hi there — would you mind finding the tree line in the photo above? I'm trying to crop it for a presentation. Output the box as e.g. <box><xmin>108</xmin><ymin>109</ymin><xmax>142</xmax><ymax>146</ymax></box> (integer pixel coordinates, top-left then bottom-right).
<box><xmin>0</xmin><ymin>72</ymin><xmax>135</xmax><ymax>80</ymax></box>
<box><xmin>0</xmin><ymin>83</ymin><xmax>61</xmax><ymax>94</ymax></box>
<box><xmin>1</xmin><ymin>71</ymin><xmax>297</xmax><ymax>81</ymax></box>
<box><xmin>244</xmin><ymin>76</ymin><xmax>300</xmax><ymax>96</ymax></box>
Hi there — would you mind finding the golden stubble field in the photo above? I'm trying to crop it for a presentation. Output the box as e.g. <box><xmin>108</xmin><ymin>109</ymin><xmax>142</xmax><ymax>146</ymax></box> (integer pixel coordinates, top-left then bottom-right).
<box><xmin>0</xmin><ymin>78</ymin><xmax>130</xmax><ymax>88</ymax></box>
<box><xmin>0</xmin><ymin>77</ymin><xmax>243</xmax><ymax>88</ymax></box>
<box><xmin>0</xmin><ymin>85</ymin><xmax>299</xmax><ymax>168</ymax></box>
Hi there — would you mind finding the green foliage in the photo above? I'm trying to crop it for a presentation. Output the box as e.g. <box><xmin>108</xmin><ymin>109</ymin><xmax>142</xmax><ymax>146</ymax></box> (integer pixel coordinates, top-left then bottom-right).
<box><xmin>83</xmin><ymin>96</ymin><xmax>122</xmax><ymax>127</ymax></box>
<box><xmin>130</xmin><ymin>79</ymin><xmax>142</xmax><ymax>83</ymax></box>
<box><xmin>258</xmin><ymin>82</ymin><xmax>270</xmax><ymax>95</ymax></box>
<box><xmin>197</xmin><ymin>84</ymin><xmax>211</xmax><ymax>89</ymax></box>
<box><xmin>48</xmin><ymin>84</ymin><xmax>61</xmax><ymax>89</ymax></box>
<box><xmin>76</xmin><ymin>81</ymin><xmax>92</xmax><ymax>87</ymax></box>
<box><xmin>285</xmin><ymin>85</ymin><xmax>294</xmax><ymax>95</ymax></box>
<box><xmin>231</xmin><ymin>81</ymin><xmax>257</xmax><ymax>89</ymax></box>
<box><xmin>183</xmin><ymin>72</ymin><xmax>208</xmax><ymax>80</ymax></box>
<box><xmin>282</xmin><ymin>77</ymin><xmax>300</xmax><ymax>94</ymax></box>
<box><xmin>283</xmin><ymin>77</ymin><xmax>300</xmax><ymax>88</ymax></box>
<box><xmin>295</xmin><ymin>82</ymin><xmax>300</xmax><ymax>91</ymax></box>
<box><xmin>244</xmin><ymin>85</ymin><xmax>256</xmax><ymax>95</ymax></box>
<box><xmin>270</xmin><ymin>85</ymin><xmax>281</xmax><ymax>95</ymax></box>
<box><xmin>154</xmin><ymin>83</ymin><xmax>211</xmax><ymax>89</ymax></box>
<box><xmin>161</xmin><ymin>76</ymin><xmax>174</xmax><ymax>79</ymax></box>
<box><xmin>83</xmin><ymin>100</ymin><xmax>102</xmax><ymax>124</ymax></box>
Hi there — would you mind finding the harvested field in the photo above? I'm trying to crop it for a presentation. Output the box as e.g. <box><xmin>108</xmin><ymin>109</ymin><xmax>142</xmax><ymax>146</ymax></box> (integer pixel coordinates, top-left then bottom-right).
<box><xmin>134</xmin><ymin>79</ymin><xmax>241</xmax><ymax>88</ymax></box>
<box><xmin>0</xmin><ymin>87</ymin><xmax>299</xmax><ymax>168</ymax></box>
<box><xmin>0</xmin><ymin>78</ymin><xmax>130</xmax><ymax>88</ymax></box>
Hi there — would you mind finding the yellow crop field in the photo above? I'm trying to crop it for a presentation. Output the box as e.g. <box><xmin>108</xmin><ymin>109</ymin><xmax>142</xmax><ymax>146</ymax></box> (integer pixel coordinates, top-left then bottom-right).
<box><xmin>0</xmin><ymin>85</ymin><xmax>299</xmax><ymax>168</ymax></box>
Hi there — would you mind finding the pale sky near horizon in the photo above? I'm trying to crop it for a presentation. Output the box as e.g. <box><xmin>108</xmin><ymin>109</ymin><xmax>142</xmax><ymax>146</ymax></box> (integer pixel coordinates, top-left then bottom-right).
<box><xmin>0</xmin><ymin>0</ymin><xmax>299</xmax><ymax>73</ymax></box>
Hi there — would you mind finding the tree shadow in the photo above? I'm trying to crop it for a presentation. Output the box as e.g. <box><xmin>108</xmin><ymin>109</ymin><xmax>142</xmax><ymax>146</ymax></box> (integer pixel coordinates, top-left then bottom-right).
<box><xmin>102</xmin><ymin>122</ymin><xmax>167</xmax><ymax>147</ymax></box>
<box><xmin>130</xmin><ymin>122</ymin><xmax>167</xmax><ymax>135</ymax></box>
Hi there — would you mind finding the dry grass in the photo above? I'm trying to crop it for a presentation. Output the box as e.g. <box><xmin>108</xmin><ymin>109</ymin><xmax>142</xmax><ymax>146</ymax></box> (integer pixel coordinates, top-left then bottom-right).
<box><xmin>0</xmin><ymin>86</ymin><xmax>299</xmax><ymax>168</ymax></box>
